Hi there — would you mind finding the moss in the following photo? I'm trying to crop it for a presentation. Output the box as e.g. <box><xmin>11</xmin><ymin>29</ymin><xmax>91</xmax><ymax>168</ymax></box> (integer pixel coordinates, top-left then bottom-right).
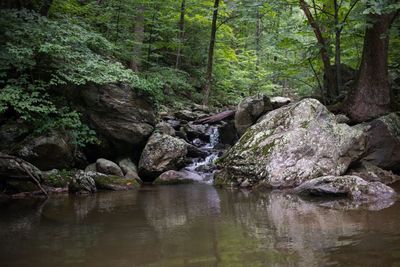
<box><xmin>94</xmin><ymin>175</ymin><xmax>140</xmax><ymax>190</ymax></box>
<box><xmin>301</xmin><ymin>121</ymin><xmax>310</xmax><ymax>129</ymax></box>
<box><xmin>261</xmin><ymin>141</ymin><xmax>275</xmax><ymax>156</ymax></box>
<box><xmin>43</xmin><ymin>169</ymin><xmax>73</xmax><ymax>188</ymax></box>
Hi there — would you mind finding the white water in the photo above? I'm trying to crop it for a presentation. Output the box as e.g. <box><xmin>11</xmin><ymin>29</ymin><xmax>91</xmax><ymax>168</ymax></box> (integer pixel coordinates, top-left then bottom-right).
<box><xmin>184</xmin><ymin>125</ymin><xmax>221</xmax><ymax>184</ymax></box>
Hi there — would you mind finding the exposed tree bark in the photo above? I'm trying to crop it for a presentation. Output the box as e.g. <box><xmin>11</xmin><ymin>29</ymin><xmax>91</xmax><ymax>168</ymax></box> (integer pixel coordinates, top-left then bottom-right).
<box><xmin>175</xmin><ymin>0</ymin><xmax>186</xmax><ymax>69</ymax></box>
<box><xmin>130</xmin><ymin>5</ymin><xmax>145</xmax><ymax>72</ymax></box>
<box><xmin>39</xmin><ymin>0</ymin><xmax>53</xmax><ymax>16</ymax></box>
<box><xmin>195</xmin><ymin>110</ymin><xmax>235</xmax><ymax>124</ymax></box>
<box><xmin>299</xmin><ymin>0</ymin><xmax>335</xmax><ymax>100</ymax></box>
<box><xmin>346</xmin><ymin>13</ymin><xmax>397</xmax><ymax>122</ymax></box>
<box><xmin>203</xmin><ymin>0</ymin><xmax>220</xmax><ymax>105</ymax></box>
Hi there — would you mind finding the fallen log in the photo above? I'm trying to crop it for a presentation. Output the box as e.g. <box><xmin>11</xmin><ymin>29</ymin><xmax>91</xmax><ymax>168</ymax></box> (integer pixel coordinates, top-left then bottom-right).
<box><xmin>195</xmin><ymin>110</ymin><xmax>235</xmax><ymax>124</ymax></box>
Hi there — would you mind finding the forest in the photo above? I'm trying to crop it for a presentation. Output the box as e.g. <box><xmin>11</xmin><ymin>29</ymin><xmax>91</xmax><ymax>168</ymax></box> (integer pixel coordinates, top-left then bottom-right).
<box><xmin>0</xmin><ymin>1</ymin><xmax>400</xmax><ymax>266</ymax></box>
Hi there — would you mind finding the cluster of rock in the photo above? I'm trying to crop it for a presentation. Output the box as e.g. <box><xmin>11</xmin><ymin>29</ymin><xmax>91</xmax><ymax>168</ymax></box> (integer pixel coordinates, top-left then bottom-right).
<box><xmin>0</xmin><ymin>83</ymin><xmax>236</xmax><ymax>196</ymax></box>
<box><xmin>216</xmin><ymin>96</ymin><xmax>400</xmax><ymax>204</ymax></box>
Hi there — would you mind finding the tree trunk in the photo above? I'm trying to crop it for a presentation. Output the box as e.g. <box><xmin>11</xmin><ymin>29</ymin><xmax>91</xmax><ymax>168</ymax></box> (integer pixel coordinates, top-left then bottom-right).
<box><xmin>203</xmin><ymin>0</ymin><xmax>220</xmax><ymax>105</ymax></box>
<box><xmin>334</xmin><ymin>0</ymin><xmax>342</xmax><ymax>96</ymax></box>
<box><xmin>299</xmin><ymin>0</ymin><xmax>335</xmax><ymax>100</ymax></box>
<box><xmin>130</xmin><ymin>5</ymin><xmax>145</xmax><ymax>72</ymax></box>
<box><xmin>346</xmin><ymin>13</ymin><xmax>396</xmax><ymax>122</ymax></box>
<box><xmin>175</xmin><ymin>0</ymin><xmax>186</xmax><ymax>69</ymax></box>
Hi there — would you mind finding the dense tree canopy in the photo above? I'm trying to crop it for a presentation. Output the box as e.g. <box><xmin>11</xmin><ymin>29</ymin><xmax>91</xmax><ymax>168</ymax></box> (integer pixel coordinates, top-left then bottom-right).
<box><xmin>0</xmin><ymin>0</ymin><xmax>399</xmax><ymax>144</ymax></box>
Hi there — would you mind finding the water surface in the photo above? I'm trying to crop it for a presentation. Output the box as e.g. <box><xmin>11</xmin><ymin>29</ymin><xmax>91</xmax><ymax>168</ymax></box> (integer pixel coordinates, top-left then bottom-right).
<box><xmin>1</xmin><ymin>185</ymin><xmax>400</xmax><ymax>267</ymax></box>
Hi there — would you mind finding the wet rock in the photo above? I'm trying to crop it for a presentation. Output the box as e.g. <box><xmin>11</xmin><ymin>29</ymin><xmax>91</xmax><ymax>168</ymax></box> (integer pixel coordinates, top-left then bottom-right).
<box><xmin>294</xmin><ymin>175</ymin><xmax>396</xmax><ymax>201</ymax></box>
<box><xmin>42</xmin><ymin>169</ymin><xmax>73</xmax><ymax>188</ymax></box>
<box><xmin>154</xmin><ymin>170</ymin><xmax>203</xmax><ymax>185</ymax></box>
<box><xmin>155</xmin><ymin>122</ymin><xmax>176</xmax><ymax>136</ymax></box>
<box><xmin>118</xmin><ymin>158</ymin><xmax>141</xmax><ymax>182</ymax></box>
<box><xmin>68</xmin><ymin>171</ymin><xmax>97</xmax><ymax>194</ymax></box>
<box><xmin>15</xmin><ymin>131</ymin><xmax>75</xmax><ymax>171</ymax></box>
<box><xmin>187</xmin><ymin>144</ymin><xmax>207</xmax><ymax>158</ymax></box>
<box><xmin>183</xmin><ymin>122</ymin><xmax>209</xmax><ymax>141</ymax></box>
<box><xmin>96</xmin><ymin>158</ymin><xmax>124</xmax><ymax>176</ymax></box>
<box><xmin>139</xmin><ymin>133</ymin><xmax>188</xmax><ymax>180</ymax></box>
<box><xmin>360</xmin><ymin>112</ymin><xmax>400</xmax><ymax>173</ymax></box>
<box><xmin>235</xmin><ymin>94</ymin><xmax>273</xmax><ymax>136</ymax></box>
<box><xmin>216</xmin><ymin>99</ymin><xmax>366</xmax><ymax>188</ymax></box>
<box><xmin>0</xmin><ymin>153</ymin><xmax>42</xmax><ymax>182</ymax></box>
<box><xmin>270</xmin><ymin>96</ymin><xmax>291</xmax><ymax>109</ymax></box>
<box><xmin>92</xmin><ymin>173</ymin><xmax>139</xmax><ymax>191</ymax></box>
<box><xmin>348</xmin><ymin>161</ymin><xmax>400</xmax><ymax>185</ymax></box>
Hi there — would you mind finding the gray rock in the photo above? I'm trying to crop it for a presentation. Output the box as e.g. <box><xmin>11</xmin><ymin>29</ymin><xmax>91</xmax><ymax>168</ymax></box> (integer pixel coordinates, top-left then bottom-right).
<box><xmin>235</xmin><ymin>94</ymin><xmax>273</xmax><ymax>136</ymax></box>
<box><xmin>270</xmin><ymin>96</ymin><xmax>291</xmax><ymax>109</ymax></box>
<box><xmin>139</xmin><ymin>133</ymin><xmax>188</xmax><ymax>180</ymax></box>
<box><xmin>216</xmin><ymin>99</ymin><xmax>366</xmax><ymax>188</ymax></box>
<box><xmin>76</xmin><ymin>83</ymin><xmax>156</xmax><ymax>156</ymax></box>
<box><xmin>155</xmin><ymin>122</ymin><xmax>176</xmax><ymax>136</ymax></box>
<box><xmin>85</xmin><ymin>163</ymin><xmax>97</xmax><ymax>172</ymax></box>
<box><xmin>69</xmin><ymin>170</ymin><xmax>97</xmax><ymax>194</ymax></box>
<box><xmin>118</xmin><ymin>158</ymin><xmax>141</xmax><ymax>182</ymax></box>
<box><xmin>0</xmin><ymin>153</ymin><xmax>42</xmax><ymax>182</ymax></box>
<box><xmin>16</xmin><ymin>131</ymin><xmax>75</xmax><ymax>171</ymax></box>
<box><xmin>91</xmin><ymin>172</ymin><xmax>140</xmax><ymax>191</ymax></box>
<box><xmin>154</xmin><ymin>170</ymin><xmax>203</xmax><ymax>185</ymax></box>
<box><xmin>219</xmin><ymin>120</ymin><xmax>238</xmax><ymax>145</ymax></box>
<box><xmin>360</xmin><ymin>112</ymin><xmax>400</xmax><ymax>173</ymax></box>
<box><xmin>294</xmin><ymin>175</ymin><xmax>396</xmax><ymax>201</ymax></box>
<box><xmin>96</xmin><ymin>158</ymin><xmax>124</xmax><ymax>176</ymax></box>
<box><xmin>348</xmin><ymin>161</ymin><xmax>400</xmax><ymax>185</ymax></box>
<box><xmin>183</xmin><ymin>122</ymin><xmax>209</xmax><ymax>141</ymax></box>
<box><xmin>174</xmin><ymin>110</ymin><xmax>206</xmax><ymax>121</ymax></box>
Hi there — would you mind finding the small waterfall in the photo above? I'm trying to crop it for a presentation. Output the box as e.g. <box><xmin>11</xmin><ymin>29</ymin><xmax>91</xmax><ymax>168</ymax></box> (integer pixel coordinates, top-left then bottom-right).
<box><xmin>184</xmin><ymin>125</ymin><xmax>221</xmax><ymax>184</ymax></box>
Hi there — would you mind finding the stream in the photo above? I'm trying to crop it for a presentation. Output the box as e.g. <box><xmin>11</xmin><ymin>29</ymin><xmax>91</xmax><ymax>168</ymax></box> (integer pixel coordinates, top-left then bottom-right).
<box><xmin>1</xmin><ymin>185</ymin><xmax>400</xmax><ymax>267</ymax></box>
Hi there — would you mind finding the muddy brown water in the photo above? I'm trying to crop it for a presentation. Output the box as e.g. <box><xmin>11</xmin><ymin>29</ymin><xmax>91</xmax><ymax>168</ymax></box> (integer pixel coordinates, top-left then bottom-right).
<box><xmin>0</xmin><ymin>184</ymin><xmax>400</xmax><ymax>267</ymax></box>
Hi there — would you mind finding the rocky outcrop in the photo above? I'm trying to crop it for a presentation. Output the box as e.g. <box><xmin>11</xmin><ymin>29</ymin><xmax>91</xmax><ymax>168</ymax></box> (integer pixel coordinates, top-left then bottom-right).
<box><xmin>270</xmin><ymin>96</ymin><xmax>291</xmax><ymax>109</ymax></box>
<box><xmin>96</xmin><ymin>158</ymin><xmax>124</xmax><ymax>176</ymax></box>
<box><xmin>216</xmin><ymin>99</ymin><xmax>366</xmax><ymax>188</ymax></box>
<box><xmin>360</xmin><ymin>112</ymin><xmax>400</xmax><ymax>173</ymax></box>
<box><xmin>68</xmin><ymin>171</ymin><xmax>97</xmax><ymax>194</ymax></box>
<box><xmin>155</xmin><ymin>122</ymin><xmax>176</xmax><ymax>136</ymax></box>
<box><xmin>348</xmin><ymin>161</ymin><xmax>400</xmax><ymax>185</ymax></box>
<box><xmin>294</xmin><ymin>175</ymin><xmax>396</xmax><ymax>201</ymax></box>
<box><xmin>139</xmin><ymin>133</ymin><xmax>188</xmax><ymax>180</ymax></box>
<box><xmin>153</xmin><ymin>170</ymin><xmax>203</xmax><ymax>185</ymax></box>
<box><xmin>235</xmin><ymin>94</ymin><xmax>273</xmax><ymax>136</ymax></box>
<box><xmin>75</xmin><ymin>83</ymin><xmax>156</xmax><ymax>158</ymax></box>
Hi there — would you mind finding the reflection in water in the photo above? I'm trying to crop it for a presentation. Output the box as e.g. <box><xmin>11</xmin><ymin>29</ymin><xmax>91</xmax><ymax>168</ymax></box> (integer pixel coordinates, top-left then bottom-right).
<box><xmin>0</xmin><ymin>185</ymin><xmax>399</xmax><ymax>267</ymax></box>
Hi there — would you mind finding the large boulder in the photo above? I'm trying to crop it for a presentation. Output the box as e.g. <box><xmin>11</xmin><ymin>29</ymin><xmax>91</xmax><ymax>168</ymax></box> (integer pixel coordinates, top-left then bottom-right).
<box><xmin>74</xmin><ymin>83</ymin><xmax>156</xmax><ymax>158</ymax></box>
<box><xmin>359</xmin><ymin>112</ymin><xmax>400</xmax><ymax>173</ymax></box>
<box><xmin>0</xmin><ymin>153</ymin><xmax>43</xmax><ymax>194</ymax></box>
<box><xmin>15</xmin><ymin>131</ymin><xmax>75</xmax><ymax>171</ymax></box>
<box><xmin>235</xmin><ymin>94</ymin><xmax>273</xmax><ymax>136</ymax></box>
<box><xmin>216</xmin><ymin>99</ymin><xmax>366</xmax><ymax>188</ymax></box>
<box><xmin>294</xmin><ymin>175</ymin><xmax>396</xmax><ymax>201</ymax></box>
<box><xmin>139</xmin><ymin>133</ymin><xmax>188</xmax><ymax>180</ymax></box>
<box><xmin>96</xmin><ymin>158</ymin><xmax>124</xmax><ymax>176</ymax></box>
<box><xmin>270</xmin><ymin>96</ymin><xmax>291</xmax><ymax>109</ymax></box>
<box><xmin>92</xmin><ymin>173</ymin><xmax>140</xmax><ymax>191</ymax></box>
<box><xmin>153</xmin><ymin>170</ymin><xmax>203</xmax><ymax>185</ymax></box>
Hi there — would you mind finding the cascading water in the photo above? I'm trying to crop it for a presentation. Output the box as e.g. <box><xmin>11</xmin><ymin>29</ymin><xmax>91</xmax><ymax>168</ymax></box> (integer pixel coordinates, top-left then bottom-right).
<box><xmin>184</xmin><ymin>125</ymin><xmax>222</xmax><ymax>184</ymax></box>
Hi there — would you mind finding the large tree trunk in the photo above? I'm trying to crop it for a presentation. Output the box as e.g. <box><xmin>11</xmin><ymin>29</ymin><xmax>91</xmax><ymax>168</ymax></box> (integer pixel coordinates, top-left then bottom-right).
<box><xmin>346</xmin><ymin>13</ymin><xmax>396</xmax><ymax>122</ymax></box>
<box><xmin>175</xmin><ymin>0</ymin><xmax>186</xmax><ymax>69</ymax></box>
<box><xmin>130</xmin><ymin>5</ymin><xmax>145</xmax><ymax>72</ymax></box>
<box><xmin>299</xmin><ymin>0</ymin><xmax>335</xmax><ymax>100</ymax></box>
<box><xmin>203</xmin><ymin>0</ymin><xmax>220</xmax><ymax>105</ymax></box>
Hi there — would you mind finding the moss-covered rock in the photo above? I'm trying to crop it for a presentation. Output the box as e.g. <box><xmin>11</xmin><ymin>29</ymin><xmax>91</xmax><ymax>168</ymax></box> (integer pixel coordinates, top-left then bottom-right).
<box><xmin>216</xmin><ymin>99</ymin><xmax>366</xmax><ymax>188</ymax></box>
